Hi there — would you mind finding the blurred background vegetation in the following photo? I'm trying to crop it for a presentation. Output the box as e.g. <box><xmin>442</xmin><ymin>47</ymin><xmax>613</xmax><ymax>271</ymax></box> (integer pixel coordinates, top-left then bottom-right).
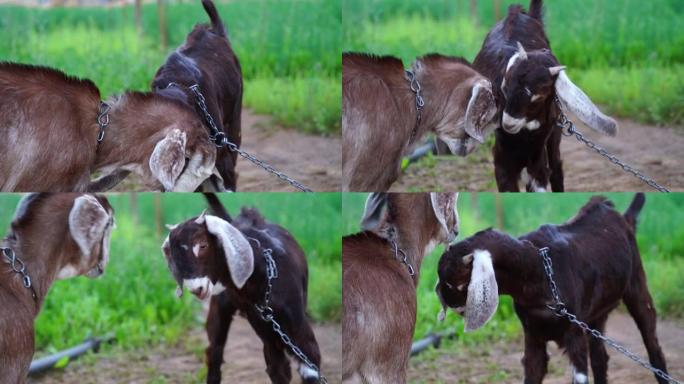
<box><xmin>0</xmin><ymin>0</ymin><xmax>341</xmax><ymax>134</ymax></box>
<box><xmin>0</xmin><ymin>192</ymin><xmax>341</xmax><ymax>356</ymax></box>
<box><xmin>343</xmin><ymin>192</ymin><xmax>684</xmax><ymax>347</ymax></box>
<box><xmin>343</xmin><ymin>0</ymin><xmax>684</xmax><ymax>127</ymax></box>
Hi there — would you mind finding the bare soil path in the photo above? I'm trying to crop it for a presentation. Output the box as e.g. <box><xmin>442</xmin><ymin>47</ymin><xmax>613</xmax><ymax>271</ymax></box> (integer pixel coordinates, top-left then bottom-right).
<box><xmin>30</xmin><ymin>316</ymin><xmax>342</xmax><ymax>384</ymax></box>
<box><xmin>393</xmin><ymin>117</ymin><xmax>684</xmax><ymax>192</ymax></box>
<box><xmin>407</xmin><ymin>312</ymin><xmax>684</xmax><ymax>383</ymax></box>
<box><xmin>114</xmin><ymin>109</ymin><xmax>341</xmax><ymax>192</ymax></box>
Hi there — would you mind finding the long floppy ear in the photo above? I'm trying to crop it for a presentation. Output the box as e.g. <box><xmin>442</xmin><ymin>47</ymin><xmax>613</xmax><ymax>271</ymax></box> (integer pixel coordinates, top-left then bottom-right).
<box><xmin>464</xmin><ymin>249</ymin><xmax>499</xmax><ymax>332</ymax></box>
<box><xmin>360</xmin><ymin>193</ymin><xmax>389</xmax><ymax>233</ymax></box>
<box><xmin>554</xmin><ymin>70</ymin><xmax>618</xmax><ymax>136</ymax></box>
<box><xmin>464</xmin><ymin>80</ymin><xmax>496</xmax><ymax>143</ymax></box>
<box><xmin>69</xmin><ymin>195</ymin><xmax>109</xmax><ymax>257</ymax></box>
<box><xmin>149</xmin><ymin>128</ymin><xmax>187</xmax><ymax>191</ymax></box>
<box><xmin>204</xmin><ymin>215</ymin><xmax>254</xmax><ymax>289</ymax></box>
<box><xmin>430</xmin><ymin>192</ymin><xmax>458</xmax><ymax>236</ymax></box>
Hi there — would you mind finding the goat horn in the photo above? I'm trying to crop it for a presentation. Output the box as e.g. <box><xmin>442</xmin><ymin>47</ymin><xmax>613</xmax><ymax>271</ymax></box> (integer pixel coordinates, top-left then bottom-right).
<box><xmin>516</xmin><ymin>42</ymin><xmax>528</xmax><ymax>60</ymax></box>
<box><xmin>195</xmin><ymin>210</ymin><xmax>207</xmax><ymax>224</ymax></box>
<box><xmin>462</xmin><ymin>253</ymin><xmax>474</xmax><ymax>265</ymax></box>
<box><xmin>549</xmin><ymin>66</ymin><xmax>566</xmax><ymax>76</ymax></box>
<box><xmin>165</xmin><ymin>223</ymin><xmax>178</xmax><ymax>231</ymax></box>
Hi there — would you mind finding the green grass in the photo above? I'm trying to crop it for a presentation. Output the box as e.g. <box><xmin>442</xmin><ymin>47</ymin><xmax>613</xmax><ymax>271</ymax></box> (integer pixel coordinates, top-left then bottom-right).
<box><xmin>343</xmin><ymin>193</ymin><xmax>684</xmax><ymax>347</ymax></box>
<box><xmin>0</xmin><ymin>0</ymin><xmax>341</xmax><ymax>134</ymax></box>
<box><xmin>343</xmin><ymin>0</ymin><xmax>684</xmax><ymax>126</ymax></box>
<box><xmin>0</xmin><ymin>193</ymin><xmax>341</xmax><ymax>355</ymax></box>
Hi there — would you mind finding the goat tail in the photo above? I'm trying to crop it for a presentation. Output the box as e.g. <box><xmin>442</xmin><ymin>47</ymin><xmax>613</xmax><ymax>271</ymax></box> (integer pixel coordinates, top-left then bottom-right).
<box><xmin>624</xmin><ymin>193</ymin><xmax>646</xmax><ymax>229</ymax></box>
<box><xmin>201</xmin><ymin>0</ymin><xmax>227</xmax><ymax>37</ymax></box>
<box><xmin>529</xmin><ymin>0</ymin><xmax>543</xmax><ymax>20</ymax></box>
<box><xmin>203</xmin><ymin>193</ymin><xmax>233</xmax><ymax>222</ymax></box>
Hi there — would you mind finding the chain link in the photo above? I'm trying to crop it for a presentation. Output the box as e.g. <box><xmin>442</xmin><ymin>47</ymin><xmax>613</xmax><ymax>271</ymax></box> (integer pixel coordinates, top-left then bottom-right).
<box><xmin>186</xmin><ymin>84</ymin><xmax>313</xmax><ymax>192</ymax></box>
<box><xmin>96</xmin><ymin>101</ymin><xmax>111</xmax><ymax>143</ymax></box>
<box><xmin>555</xmin><ymin>99</ymin><xmax>669</xmax><ymax>192</ymax></box>
<box><xmin>390</xmin><ymin>238</ymin><xmax>415</xmax><ymax>276</ymax></box>
<box><xmin>2</xmin><ymin>246</ymin><xmax>32</xmax><ymax>289</ymax></box>
<box><xmin>538</xmin><ymin>247</ymin><xmax>681</xmax><ymax>384</ymax></box>
<box><xmin>405</xmin><ymin>70</ymin><xmax>424</xmax><ymax>143</ymax></box>
<box><xmin>248</xmin><ymin>238</ymin><xmax>327</xmax><ymax>383</ymax></box>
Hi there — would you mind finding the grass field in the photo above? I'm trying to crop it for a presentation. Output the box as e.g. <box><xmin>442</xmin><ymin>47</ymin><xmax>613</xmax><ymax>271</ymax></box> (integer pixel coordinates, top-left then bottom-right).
<box><xmin>0</xmin><ymin>0</ymin><xmax>341</xmax><ymax>134</ymax></box>
<box><xmin>343</xmin><ymin>192</ymin><xmax>684</xmax><ymax>347</ymax></box>
<box><xmin>0</xmin><ymin>193</ymin><xmax>341</xmax><ymax>356</ymax></box>
<box><xmin>343</xmin><ymin>0</ymin><xmax>684</xmax><ymax>126</ymax></box>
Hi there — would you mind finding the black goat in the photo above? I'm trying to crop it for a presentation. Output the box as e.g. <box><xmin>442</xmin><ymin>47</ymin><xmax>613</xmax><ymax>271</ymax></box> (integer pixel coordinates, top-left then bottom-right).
<box><xmin>472</xmin><ymin>0</ymin><xmax>617</xmax><ymax>192</ymax></box>
<box><xmin>436</xmin><ymin>193</ymin><xmax>670</xmax><ymax>384</ymax></box>
<box><xmin>162</xmin><ymin>194</ymin><xmax>321</xmax><ymax>383</ymax></box>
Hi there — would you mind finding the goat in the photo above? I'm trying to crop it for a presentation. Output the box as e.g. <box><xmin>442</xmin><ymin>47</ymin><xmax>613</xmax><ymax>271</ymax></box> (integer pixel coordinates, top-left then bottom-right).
<box><xmin>0</xmin><ymin>62</ymin><xmax>219</xmax><ymax>192</ymax></box>
<box><xmin>436</xmin><ymin>193</ymin><xmax>670</xmax><ymax>384</ymax></box>
<box><xmin>342</xmin><ymin>53</ymin><xmax>497</xmax><ymax>192</ymax></box>
<box><xmin>162</xmin><ymin>194</ymin><xmax>322</xmax><ymax>383</ymax></box>
<box><xmin>0</xmin><ymin>193</ymin><xmax>115</xmax><ymax>384</ymax></box>
<box><xmin>472</xmin><ymin>0</ymin><xmax>618</xmax><ymax>192</ymax></box>
<box><xmin>343</xmin><ymin>193</ymin><xmax>459</xmax><ymax>383</ymax></box>
<box><xmin>152</xmin><ymin>0</ymin><xmax>243</xmax><ymax>191</ymax></box>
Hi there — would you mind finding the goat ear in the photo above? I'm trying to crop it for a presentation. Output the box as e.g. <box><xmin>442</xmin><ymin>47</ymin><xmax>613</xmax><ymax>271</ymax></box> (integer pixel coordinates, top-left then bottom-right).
<box><xmin>68</xmin><ymin>195</ymin><xmax>110</xmax><ymax>258</ymax></box>
<box><xmin>149</xmin><ymin>128</ymin><xmax>187</xmax><ymax>191</ymax></box>
<box><xmin>360</xmin><ymin>193</ymin><xmax>389</xmax><ymax>233</ymax></box>
<box><xmin>554</xmin><ymin>71</ymin><xmax>618</xmax><ymax>136</ymax></box>
<box><xmin>464</xmin><ymin>80</ymin><xmax>496</xmax><ymax>144</ymax></box>
<box><xmin>464</xmin><ymin>249</ymin><xmax>499</xmax><ymax>332</ymax></box>
<box><xmin>430</xmin><ymin>192</ymin><xmax>459</xmax><ymax>237</ymax></box>
<box><xmin>204</xmin><ymin>215</ymin><xmax>254</xmax><ymax>289</ymax></box>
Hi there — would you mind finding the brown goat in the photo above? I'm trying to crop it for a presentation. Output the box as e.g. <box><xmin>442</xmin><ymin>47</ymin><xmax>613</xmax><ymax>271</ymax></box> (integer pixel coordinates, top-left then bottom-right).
<box><xmin>436</xmin><ymin>193</ymin><xmax>670</xmax><ymax>384</ymax></box>
<box><xmin>0</xmin><ymin>193</ymin><xmax>115</xmax><ymax>384</ymax></box>
<box><xmin>342</xmin><ymin>53</ymin><xmax>497</xmax><ymax>192</ymax></box>
<box><xmin>152</xmin><ymin>0</ymin><xmax>243</xmax><ymax>191</ymax></box>
<box><xmin>163</xmin><ymin>195</ymin><xmax>322</xmax><ymax>383</ymax></box>
<box><xmin>343</xmin><ymin>193</ymin><xmax>459</xmax><ymax>383</ymax></box>
<box><xmin>0</xmin><ymin>62</ymin><xmax>219</xmax><ymax>192</ymax></box>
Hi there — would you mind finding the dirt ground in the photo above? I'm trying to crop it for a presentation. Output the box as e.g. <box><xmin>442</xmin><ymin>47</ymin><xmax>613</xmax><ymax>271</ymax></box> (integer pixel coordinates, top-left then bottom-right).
<box><xmin>114</xmin><ymin>109</ymin><xmax>341</xmax><ymax>192</ymax></box>
<box><xmin>393</xmin><ymin>117</ymin><xmax>684</xmax><ymax>192</ymax></box>
<box><xmin>408</xmin><ymin>312</ymin><xmax>684</xmax><ymax>383</ymax></box>
<box><xmin>30</xmin><ymin>315</ymin><xmax>342</xmax><ymax>384</ymax></box>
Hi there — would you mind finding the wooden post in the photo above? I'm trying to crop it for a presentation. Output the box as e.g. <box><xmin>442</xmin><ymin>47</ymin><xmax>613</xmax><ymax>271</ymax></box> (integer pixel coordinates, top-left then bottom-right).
<box><xmin>494</xmin><ymin>193</ymin><xmax>504</xmax><ymax>230</ymax></box>
<box><xmin>135</xmin><ymin>0</ymin><xmax>143</xmax><ymax>34</ymax></box>
<box><xmin>494</xmin><ymin>0</ymin><xmax>502</xmax><ymax>21</ymax></box>
<box><xmin>154</xmin><ymin>194</ymin><xmax>163</xmax><ymax>237</ymax></box>
<box><xmin>157</xmin><ymin>0</ymin><xmax>168</xmax><ymax>51</ymax></box>
<box><xmin>469</xmin><ymin>0</ymin><xmax>479</xmax><ymax>26</ymax></box>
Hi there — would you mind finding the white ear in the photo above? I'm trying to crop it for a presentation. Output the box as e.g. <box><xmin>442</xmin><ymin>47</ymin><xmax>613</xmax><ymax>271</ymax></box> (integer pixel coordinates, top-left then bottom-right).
<box><xmin>554</xmin><ymin>70</ymin><xmax>618</xmax><ymax>136</ymax></box>
<box><xmin>430</xmin><ymin>192</ymin><xmax>459</xmax><ymax>237</ymax></box>
<box><xmin>149</xmin><ymin>128</ymin><xmax>187</xmax><ymax>191</ymax></box>
<box><xmin>204</xmin><ymin>215</ymin><xmax>254</xmax><ymax>289</ymax></box>
<box><xmin>69</xmin><ymin>195</ymin><xmax>109</xmax><ymax>258</ymax></box>
<box><xmin>464</xmin><ymin>249</ymin><xmax>499</xmax><ymax>332</ymax></box>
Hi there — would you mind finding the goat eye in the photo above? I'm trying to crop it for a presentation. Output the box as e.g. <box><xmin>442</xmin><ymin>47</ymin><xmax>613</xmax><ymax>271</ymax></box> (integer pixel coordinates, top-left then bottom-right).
<box><xmin>200</xmin><ymin>244</ymin><xmax>207</xmax><ymax>249</ymax></box>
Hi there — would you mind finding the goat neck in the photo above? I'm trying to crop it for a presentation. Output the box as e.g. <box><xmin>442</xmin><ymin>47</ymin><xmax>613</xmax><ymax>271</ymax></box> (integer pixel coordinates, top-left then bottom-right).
<box><xmin>474</xmin><ymin>231</ymin><xmax>548</xmax><ymax>306</ymax></box>
<box><xmin>92</xmin><ymin>93</ymin><xmax>201</xmax><ymax>172</ymax></box>
<box><xmin>389</xmin><ymin>202</ymin><xmax>441</xmax><ymax>284</ymax></box>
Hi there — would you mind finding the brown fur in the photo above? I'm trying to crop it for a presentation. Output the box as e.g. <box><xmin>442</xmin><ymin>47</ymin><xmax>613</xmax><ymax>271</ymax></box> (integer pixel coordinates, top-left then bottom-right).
<box><xmin>0</xmin><ymin>62</ymin><xmax>216</xmax><ymax>192</ymax></box>
<box><xmin>343</xmin><ymin>193</ymin><xmax>458</xmax><ymax>383</ymax></box>
<box><xmin>342</xmin><ymin>53</ymin><xmax>496</xmax><ymax>192</ymax></box>
<box><xmin>0</xmin><ymin>193</ymin><xmax>113</xmax><ymax>383</ymax></box>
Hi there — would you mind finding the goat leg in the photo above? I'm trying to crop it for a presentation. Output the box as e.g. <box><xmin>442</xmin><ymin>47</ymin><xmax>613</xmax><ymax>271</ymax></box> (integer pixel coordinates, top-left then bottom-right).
<box><xmin>588</xmin><ymin>317</ymin><xmax>609</xmax><ymax>384</ymax></box>
<box><xmin>564</xmin><ymin>327</ymin><xmax>589</xmax><ymax>384</ymax></box>
<box><xmin>205</xmin><ymin>293</ymin><xmax>236</xmax><ymax>384</ymax></box>
<box><xmin>87</xmin><ymin>170</ymin><xmax>131</xmax><ymax>192</ymax></box>
<box><xmin>547</xmin><ymin>127</ymin><xmax>564</xmax><ymax>192</ymax></box>
<box><xmin>247</xmin><ymin>311</ymin><xmax>292</xmax><ymax>384</ymax></box>
<box><xmin>623</xmin><ymin>272</ymin><xmax>670</xmax><ymax>384</ymax></box>
<box><xmin>289</xmin><ymin>318</ymin><xmax>323</xmax><ymax>384</ymax></box>
<box><xmin>521</xmin><ymin>332</ymin><xmax>549</xmax><ymax>384</ymax></box>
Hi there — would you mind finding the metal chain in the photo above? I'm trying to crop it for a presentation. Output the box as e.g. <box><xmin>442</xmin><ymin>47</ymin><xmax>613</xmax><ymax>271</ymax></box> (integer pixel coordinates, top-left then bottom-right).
<box><xmin>248</xmin><ymin>238</ymin><xmax>327</xmax><ymax>384</ymax></box>
<box><xmin>390</xmin><ymin>238</ymin><xmax>415</xmax><ymax>276</ymax></box>
<box><xmin>187</xmin><ymin>84</ymin><xmax>313</xmax><ymax>192</ymax></box>
<box><xmin>96</xmin><ymin>101</ymin><xmax>111</xmax><ymax>143</ymax></box>
<box><xmin>538</xmin><ymin>247</ymin><xmax>681</xmax><ymax>384</ymax></box>
<box><xmin>554</xmin><ymin>99</ymin><xmax>669</xmax><ymax>192</ymax></box>
<box><xmin>405</xmin><ymin>70</ymin><xmax>425</xmax><ymax>143</ymax></box>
